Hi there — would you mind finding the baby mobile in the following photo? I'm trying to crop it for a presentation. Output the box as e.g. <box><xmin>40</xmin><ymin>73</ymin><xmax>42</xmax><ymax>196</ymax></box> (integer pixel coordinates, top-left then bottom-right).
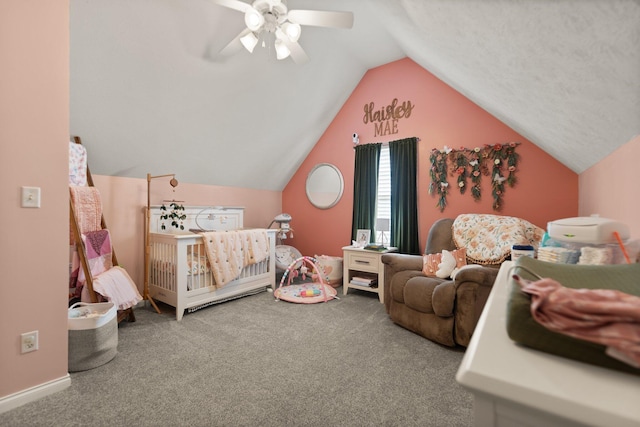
<box><xmin>429</xmin><ymin>142</ymin><xmax>520</xmax><ymax>211</ymax></box>
<box><xmin>159</xmin><ymin>202</ymin><xmax>186</xmax><ymax>230</ymax></box>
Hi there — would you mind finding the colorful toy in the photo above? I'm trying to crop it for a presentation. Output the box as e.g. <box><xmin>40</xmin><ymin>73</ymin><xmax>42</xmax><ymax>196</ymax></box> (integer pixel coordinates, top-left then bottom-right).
<box><xmin>274</xmin><ymin>256</ymin><xmax>337</xmax><ymax>304</ymax></box>
<box><xmin>300</xmin><ymin>289</ymin><xmax>321</xmax><ymax>297</ymax></box>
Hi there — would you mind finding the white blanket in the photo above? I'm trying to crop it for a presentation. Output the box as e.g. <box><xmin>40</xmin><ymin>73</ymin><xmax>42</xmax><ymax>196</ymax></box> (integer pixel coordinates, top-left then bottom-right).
<box><xmin>90</xmin><ymin>266</ymin><xmax>142</xmax><ymax>310</ymax></box>
<box><xmin>200</xmin><ymin>229</ymin><xmax>270</xmax><ymax>288</ymax></box>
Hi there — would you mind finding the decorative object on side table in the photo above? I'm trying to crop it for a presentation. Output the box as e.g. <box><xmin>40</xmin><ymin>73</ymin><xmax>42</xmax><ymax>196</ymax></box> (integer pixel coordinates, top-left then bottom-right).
<box><xmin>354</xmin><ymin>229</ymin><xmax>371</xmax><ymax>248</ymax></box>
<box><xmin>376</xmin><ymin>218</ymin><xmax>390</xmax><ymax>248</ymax></box>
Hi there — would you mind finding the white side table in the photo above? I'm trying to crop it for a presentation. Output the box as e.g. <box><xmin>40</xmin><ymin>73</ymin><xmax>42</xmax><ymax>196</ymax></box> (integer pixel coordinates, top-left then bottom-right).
<box><xmin>342</xmin><ymin>246</ymin><xmax>397</xmax><ymax>303</ymax></box>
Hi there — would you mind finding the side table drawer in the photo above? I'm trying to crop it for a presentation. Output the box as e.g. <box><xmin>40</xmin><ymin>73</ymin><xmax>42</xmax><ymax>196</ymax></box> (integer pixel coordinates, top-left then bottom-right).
<box><xmin>347</xmin><ymin>251</ymin><xmax>379</xmax><ymax>273</ymax></box>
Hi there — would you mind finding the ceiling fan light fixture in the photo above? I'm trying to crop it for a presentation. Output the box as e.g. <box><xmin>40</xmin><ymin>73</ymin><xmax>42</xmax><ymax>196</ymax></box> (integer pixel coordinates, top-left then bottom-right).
<box><xmin>275</xmin><ymin>39</ymin><xmax>290</xmax><ymax>60</ymax></box>
<box><xmin>240</xmin><ymin>32</ymin><xmax>259</xmax><ymax>53</ymax></box>
<box><xmin>281</xmin><ymin>22</ymin><xmax>301</xmax><ymax>42</ymax></box>
<box><xmin>244</xmin><ymin>8</ymin><xmax>264</xmax><ymax>31</ymax></box>
<box><xmin>214</xmin><ymin>0</ymin><xmax>353</xmax><ymax>63</ymax></box>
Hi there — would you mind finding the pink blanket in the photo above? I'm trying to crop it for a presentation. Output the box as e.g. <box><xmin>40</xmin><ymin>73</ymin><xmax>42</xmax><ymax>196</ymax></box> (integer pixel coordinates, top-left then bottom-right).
<box><xmin>69</xmin><ymin>186</ymin><xmax>102</xmax><ymax>244</ymax></box>
<box><xmin>70</xmin><ymin>229</ymin><xmax>113</xmax><ymax>299</ymax></box>
<box><xmin>515</xmin><ymin>276</ymin><xmax>640</xmax><ymax>367</ymax></box>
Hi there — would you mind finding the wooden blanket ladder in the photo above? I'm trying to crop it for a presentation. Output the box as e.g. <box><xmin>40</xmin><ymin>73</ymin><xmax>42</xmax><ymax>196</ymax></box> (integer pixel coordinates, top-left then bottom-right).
<box><xmin>70</xmin><ymin>135</ymin><xmax>135</xmax><ymax>323</ymax></box>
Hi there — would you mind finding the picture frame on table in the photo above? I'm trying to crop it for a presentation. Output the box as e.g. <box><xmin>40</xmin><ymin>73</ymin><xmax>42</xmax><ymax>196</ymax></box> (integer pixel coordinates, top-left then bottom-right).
<box><xmin>356</xmin><ymin>229</ymin><xmax>371</xmax><ymax>247</ymax></box>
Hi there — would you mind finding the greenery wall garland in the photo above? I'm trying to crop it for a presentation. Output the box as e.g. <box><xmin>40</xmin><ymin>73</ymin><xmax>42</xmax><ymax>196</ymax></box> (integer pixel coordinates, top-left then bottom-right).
<box><xmin>429</xmin><ymin>142</ymin><xmax>520</xmax><ymax>211</ymax></box>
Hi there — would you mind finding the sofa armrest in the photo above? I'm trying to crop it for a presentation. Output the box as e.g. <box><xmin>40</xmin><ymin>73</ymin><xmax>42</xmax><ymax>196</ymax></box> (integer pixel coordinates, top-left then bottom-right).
<box><xmin>381</xmin><ymin>253</ymin><xmax>423</xmax><ymax>310</ymax></box>
<box><xmin>454</xmin><ymin>264</ymin><xmax>500</xmax><ymax>288</ymax></box>
<box><xmin>381</xmin><ymin>253</ymin><xmax>423</xmax><ymax>271</ymax></box>
<box><xmin>452</xmin><ymin>264</ymin><xmax>500</xmax><ymax>346</ymax></box>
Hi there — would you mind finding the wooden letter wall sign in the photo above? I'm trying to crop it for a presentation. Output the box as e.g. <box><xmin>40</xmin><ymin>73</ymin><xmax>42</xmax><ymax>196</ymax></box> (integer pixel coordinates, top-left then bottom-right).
<box><xmin>363</xmin><ymin>98</ymin><xmax>415</xmax><ymax>137</ymax></box>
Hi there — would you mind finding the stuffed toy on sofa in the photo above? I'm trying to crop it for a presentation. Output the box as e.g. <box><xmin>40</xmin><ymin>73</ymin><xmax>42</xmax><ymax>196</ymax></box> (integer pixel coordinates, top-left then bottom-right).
<box><xmin>436</xmin><ymin>250</ymin><xmax>458</xmax><ymax>279</ymax></box>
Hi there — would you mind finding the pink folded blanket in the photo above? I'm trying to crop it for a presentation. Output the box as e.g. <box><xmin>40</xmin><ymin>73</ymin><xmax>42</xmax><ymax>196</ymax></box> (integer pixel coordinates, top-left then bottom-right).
<box><xmin>91</xmin><ymin>266</ymin><xmax>142</xmax><ymax>311</ymax></box>
<box><xmin>515</xmin><ymin>276</ymin><xmax>640</xmax><ymax>368</ymax></box>
<box><xmin>69</xmin><ymin>186</ymin><xmax>102</xmax><ymax>244</ymax></box>
<box><xmin>70</xmin><ymin>229</ymin><xmax>113</xmax><ymax>299</ymax></box>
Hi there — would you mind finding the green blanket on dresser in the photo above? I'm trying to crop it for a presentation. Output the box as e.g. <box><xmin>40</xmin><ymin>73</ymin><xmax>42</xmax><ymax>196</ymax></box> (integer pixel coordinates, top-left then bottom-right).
<box><xmin>507</xmin><ymin>256</ymin><xmax>640</xmax><ymax>376</ymax></box>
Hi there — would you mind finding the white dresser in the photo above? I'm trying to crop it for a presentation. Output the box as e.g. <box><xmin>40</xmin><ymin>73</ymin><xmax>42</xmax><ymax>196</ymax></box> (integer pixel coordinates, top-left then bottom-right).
<box><xmin>456</xmin><ymin>261</ymin><xmax>640</xmax><ymax>427</ymax></box>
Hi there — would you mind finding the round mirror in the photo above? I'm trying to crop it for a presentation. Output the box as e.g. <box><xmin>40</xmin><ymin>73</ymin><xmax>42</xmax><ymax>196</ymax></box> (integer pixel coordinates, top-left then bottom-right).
<box><xmin>306</xmin><ymin>163</ymin><xmax>344</xmax><ymax>209</ymax></box>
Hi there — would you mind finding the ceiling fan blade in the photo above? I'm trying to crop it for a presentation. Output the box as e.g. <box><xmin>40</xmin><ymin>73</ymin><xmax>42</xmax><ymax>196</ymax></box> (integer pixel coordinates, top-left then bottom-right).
<box><xmin>218</xmin><ymin>28</ymin><xmax>252</xmax><ymax>58</ymax></box>
<box><xmin>287</xmin><ymin>40</ymin><xmax>309</xmax><ymax>64</ymax></box>
<box><xmin>211</xmin><ymin>0</ymin><xmax>251</xmax><ymax>13</ymax></box>
<box><xmin>287</xmin><ymin>10</ymin><xmax>354</xmax><ymax>29</ymax></box>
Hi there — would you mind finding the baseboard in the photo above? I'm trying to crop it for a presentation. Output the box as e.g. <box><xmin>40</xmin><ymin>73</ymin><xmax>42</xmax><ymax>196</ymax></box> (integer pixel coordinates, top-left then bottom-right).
<box><xmin>0</xmin><ymin>374</ymin><xmax>71</xmax><ymax>414</ymax></box>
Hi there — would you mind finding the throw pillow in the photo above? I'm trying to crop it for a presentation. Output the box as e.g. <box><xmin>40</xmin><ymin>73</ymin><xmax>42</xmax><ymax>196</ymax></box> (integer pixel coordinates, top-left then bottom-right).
<box><xmin>422</xmin><ymin>253</ymin><xmax>442</xmax><ymax>277</ymax></box>
<box><xmin>451</xmin><ymin>247</ymin><xmax>467</xmax><ymax>268</ymax></box>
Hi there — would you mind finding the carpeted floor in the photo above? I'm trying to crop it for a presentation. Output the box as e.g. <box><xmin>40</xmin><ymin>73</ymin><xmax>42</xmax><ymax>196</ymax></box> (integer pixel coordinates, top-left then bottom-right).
<box><xmin>1</xmin><ymin>287</ymin><xmax>473</xmax><ymax>427</ymax></box>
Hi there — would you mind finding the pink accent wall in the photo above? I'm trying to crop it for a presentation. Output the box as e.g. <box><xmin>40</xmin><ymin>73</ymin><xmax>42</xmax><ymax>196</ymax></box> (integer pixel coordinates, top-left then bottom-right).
<box><xmin>1</xmin><ymin>0</ymin><xmax>70</xmax><ymax>399</ymax></box>
<box><xmin>579</xmin><ymin>135</ymin><xmax>640</xmax><ymax>239</ymax></box>
<box><xmin>283</xmin><ymin>58</ymin><xmax>579</xmax><ymax>257</ymax></box>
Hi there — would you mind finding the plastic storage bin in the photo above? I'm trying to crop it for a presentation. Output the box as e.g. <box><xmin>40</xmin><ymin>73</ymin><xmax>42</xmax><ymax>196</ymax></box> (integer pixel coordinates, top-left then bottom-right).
<box><xmin>68</xmin><ymin>302</ymin><xmax>118</xmax><ymax>372</ymax></box>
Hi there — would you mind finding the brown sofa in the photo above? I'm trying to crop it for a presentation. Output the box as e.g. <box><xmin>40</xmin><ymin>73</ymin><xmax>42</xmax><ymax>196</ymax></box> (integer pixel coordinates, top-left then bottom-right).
<box><xmin>381</xmin><ymin>218</ymin><xmax>499</xmax><ymax>347</ymax></box>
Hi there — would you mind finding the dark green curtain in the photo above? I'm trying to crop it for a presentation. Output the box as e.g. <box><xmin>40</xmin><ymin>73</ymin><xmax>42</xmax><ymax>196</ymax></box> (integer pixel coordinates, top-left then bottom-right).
<box><xmin>389</xmin><ymin>137</ymin><xmax>420</xmax><ymax>254</ymax></box>
<box><xmin>351</xmin><ymin>143</ymin><xmax>381</xmax><ymax>243</ymax></box>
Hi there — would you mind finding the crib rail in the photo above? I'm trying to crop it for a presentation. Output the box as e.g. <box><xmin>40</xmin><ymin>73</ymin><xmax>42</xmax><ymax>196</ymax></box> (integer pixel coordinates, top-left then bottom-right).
<box><xmin>148</xmin><ymin>231</ymin><xmax>276</xmax><ymax>320</ymax></box>
<box><xmin>150</xmin><ymin>234</ymin><xmax>271</xmax><ymax>292</ymax></box>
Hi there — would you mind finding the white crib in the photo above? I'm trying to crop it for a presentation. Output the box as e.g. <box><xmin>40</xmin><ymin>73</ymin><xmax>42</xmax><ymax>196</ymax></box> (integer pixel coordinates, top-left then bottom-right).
<box><xmin>147</xmin><ymin>206</ymin><xmax>276</xmax><ymax>321</ymax></box>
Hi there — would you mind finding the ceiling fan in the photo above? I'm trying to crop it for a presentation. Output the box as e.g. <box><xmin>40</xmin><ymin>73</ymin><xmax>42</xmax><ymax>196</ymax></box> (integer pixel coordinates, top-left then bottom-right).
<box><xmin>212</xmin><ymin>0</ymin><xmax>354</xmax><ymax>64</ymax></box>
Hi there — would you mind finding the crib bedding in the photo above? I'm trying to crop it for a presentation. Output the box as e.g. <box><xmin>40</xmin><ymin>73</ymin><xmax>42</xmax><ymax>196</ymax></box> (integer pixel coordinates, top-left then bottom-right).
<box><xmin>200</xmin><ymin>229</ymin><xmax>270</xmax><ymax>288</ymax></box>
<box><xmin>152</xmin><ymin>253</ymin><xmax>210</xmax><ymax>276</ymax></box>
<box><xmin>151</xmin><ymin>253</ymin><xmax>211</xmax><ymax>291</ymax></box>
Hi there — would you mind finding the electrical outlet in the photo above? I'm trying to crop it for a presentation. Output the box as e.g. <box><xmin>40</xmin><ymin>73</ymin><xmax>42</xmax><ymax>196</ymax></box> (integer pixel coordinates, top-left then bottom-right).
<box><xmin>21</xmin><ymin>331</ymin><xmax>39</xmax><ymax>353</ymax></box>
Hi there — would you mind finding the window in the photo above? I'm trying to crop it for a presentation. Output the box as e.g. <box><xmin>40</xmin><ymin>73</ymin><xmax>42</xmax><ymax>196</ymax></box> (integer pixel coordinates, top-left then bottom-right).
<box><xmin>375</xmin><ymin>145</ymin><xmax>390</xmax><ymax>245</ymax></box>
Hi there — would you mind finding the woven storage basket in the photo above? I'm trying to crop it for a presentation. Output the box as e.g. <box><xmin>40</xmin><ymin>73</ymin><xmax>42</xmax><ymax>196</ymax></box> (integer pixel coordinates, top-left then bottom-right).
<box><xmin>68</xmin><ymin>302</ymin><xmax>118</xmax><ymax>372</ymax></box>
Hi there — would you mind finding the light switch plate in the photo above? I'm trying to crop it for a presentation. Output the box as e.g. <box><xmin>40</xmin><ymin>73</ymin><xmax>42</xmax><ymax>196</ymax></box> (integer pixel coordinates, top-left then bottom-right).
<box><xmin>21</xmin><ymin>186</ymin><xmax>41</xmax><ymax>208</ymax></box>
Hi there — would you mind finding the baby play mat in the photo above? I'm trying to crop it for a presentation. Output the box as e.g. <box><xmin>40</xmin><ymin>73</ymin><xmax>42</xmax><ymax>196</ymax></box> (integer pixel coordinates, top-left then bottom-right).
<box><xmin>274</xmin><ymin>256</ymin><xmax>337</xmax><ymax>304</ymax></box>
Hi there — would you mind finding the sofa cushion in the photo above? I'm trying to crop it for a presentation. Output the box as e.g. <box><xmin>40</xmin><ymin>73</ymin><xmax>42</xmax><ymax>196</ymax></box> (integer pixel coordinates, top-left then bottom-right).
<box><xmin>403</xmin><ymin>276</ymin><xmax>455</xmax><ymax>316</ymax></box>
<box><xmin>390</xmin><ymin>270</ymin><xmax>424</xmax><ymax>304</ymax></box>
<box><xmin>404</xmin><ymin>276</ymin><xmax>438</xmax><ymax>313</ymax></box>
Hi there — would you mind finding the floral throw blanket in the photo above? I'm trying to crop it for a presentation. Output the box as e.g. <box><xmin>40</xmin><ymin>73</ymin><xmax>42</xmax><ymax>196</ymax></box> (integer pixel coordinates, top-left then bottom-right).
<box><xmin>453</xmin><ymin>214</ymin><xmax>544</xmax><ymax>264</ymax></box>
<box><xmin>200</xmin><ymin>229</ymin><xmax>270</xmax><ymax>288</ymax></box>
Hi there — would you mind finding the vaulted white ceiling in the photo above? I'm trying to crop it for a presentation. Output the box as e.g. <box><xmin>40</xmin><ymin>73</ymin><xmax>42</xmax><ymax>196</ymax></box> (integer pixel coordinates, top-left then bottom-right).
<box><xmin>70</xmin><ymin>0</ymin><xmax>640</xmax><ymax>191</ymax></box>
